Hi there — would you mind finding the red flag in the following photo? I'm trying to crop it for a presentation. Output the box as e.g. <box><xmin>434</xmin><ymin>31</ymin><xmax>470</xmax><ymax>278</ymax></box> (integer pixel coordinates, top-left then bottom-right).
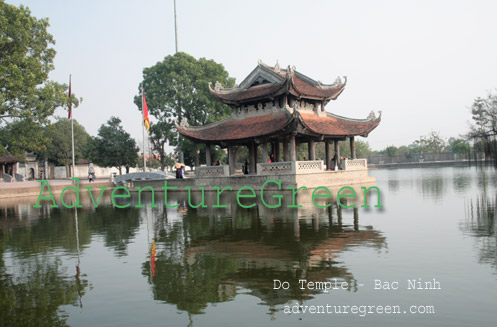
<box><xmin>68</xmin><ymin>75</ymin><xmax>72</xmax><ymax>119</ymax></box>
<box><xmin>143</xmin><ymin>91</ymin><xmax>150</xmax><ymax>131</ymax></box>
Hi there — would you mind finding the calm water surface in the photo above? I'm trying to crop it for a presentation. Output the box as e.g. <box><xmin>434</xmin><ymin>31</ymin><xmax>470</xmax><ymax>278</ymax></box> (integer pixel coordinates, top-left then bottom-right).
<box><xmin>1</xmin><ymin>167</ymin><xmax>496</xmax><ymax>326</ymax></box>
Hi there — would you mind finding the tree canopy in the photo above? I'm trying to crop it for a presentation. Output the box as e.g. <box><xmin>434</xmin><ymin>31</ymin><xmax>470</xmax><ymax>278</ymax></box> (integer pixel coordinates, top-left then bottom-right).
<box><xmin>86</xmin><ymin>117</ymin><xmax>138</xmax><ymax>174</ymax></box>
<box><xmin>43</xmin><ymin>118</ymin><xmax>90</xmax><ymax>167</ymax></box>
<box><xmin>468</xmin><ymin>91</ymin><xmax>497</xmax><ymax>140</ymax></box>
<box><xmin>134</xmin><ymin>52</ymin><xmax>235</xmax><ymax>168</ymax></box>
<box><xmin>0</xmin><ymin>2</ymin><xmax>78</xmax><ymax>122</ymax></box>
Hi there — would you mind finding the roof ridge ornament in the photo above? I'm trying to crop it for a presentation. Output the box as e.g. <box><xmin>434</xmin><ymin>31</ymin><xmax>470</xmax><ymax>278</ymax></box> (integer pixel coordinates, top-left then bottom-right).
<box><xmin>214</xmin><ymin>81</ymin><xmax>223</xmax><ymax>91</ymax></box>
<box><xmin>179</xmin><ymin>117</ymin><xmax>189</xmax><ymax>127</ymax></box>
<box><xmin>330</xmin><ymin>76</ymin><xmax>347</xmax><ymax>89</ymax></box>
<box><xmin>274</xmin><ymin>61</ymin><xmax>280</xmax><ymax>73</ymax></box>
<box><xmin>286</xmin><ymin>65</ymin><xmax>295</xmax><ymax>76</ymax></box>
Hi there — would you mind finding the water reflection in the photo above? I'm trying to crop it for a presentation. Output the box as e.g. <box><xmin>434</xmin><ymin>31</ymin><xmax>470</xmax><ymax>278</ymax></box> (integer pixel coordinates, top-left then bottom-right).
<box><xmin>0</xmin><ymin>207</ymin><xmax>90</xmax><ymax>327</ymax></box>
<box><xmin>463</xmin><ymin>194</ymin><xmax>497</xmax><ymax>271</ymax></box>
<box><xmin>142</xmin><ymin>191</ymin><xmax>387</xmax><ymax>316</ymax></box>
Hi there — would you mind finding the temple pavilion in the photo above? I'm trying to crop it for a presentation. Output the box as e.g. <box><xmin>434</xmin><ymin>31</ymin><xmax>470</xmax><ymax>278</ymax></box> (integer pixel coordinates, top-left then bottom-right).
<box><xmin>176</xmin><ymin>61</ymin><xmax>380</xmax><ymax>185</ymax></box>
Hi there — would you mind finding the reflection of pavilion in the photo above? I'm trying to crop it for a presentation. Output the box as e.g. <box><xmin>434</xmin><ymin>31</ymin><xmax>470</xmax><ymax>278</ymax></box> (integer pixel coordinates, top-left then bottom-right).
<box><xmin>144</xmin><ymin>196</ymin><xmax>387</xmax><ymax>316</ymax></box>
<box><xmin>176</xmin><ymin>61</ymin><xmax>381</xmax><ymax>188</ymax></box>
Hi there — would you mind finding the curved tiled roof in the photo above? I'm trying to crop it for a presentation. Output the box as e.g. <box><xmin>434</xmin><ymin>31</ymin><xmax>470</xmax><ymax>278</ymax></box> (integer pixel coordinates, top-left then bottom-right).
<box><xmin>209</xmin><ymin>63</ymin><xmax>346</xmax><ymax>104</ymax></box>
<box><xmin>299</xmin><ymin>113</ymin><xmax>381</xmax><ymax>137</ymax></box>
<box><xmin>176</xmin><ymin>112</ymin><xmax>294</xmax><ymax>142</ymax></box>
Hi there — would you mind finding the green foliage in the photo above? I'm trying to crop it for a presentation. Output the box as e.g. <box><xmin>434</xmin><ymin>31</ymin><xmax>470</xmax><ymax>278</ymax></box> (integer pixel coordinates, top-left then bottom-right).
<box><xmin>0</xmin><ymin>118</ymin><xmax>47</xmax><ymax>158</ymax></box>
<box><xmin>43</xmin><ymin>118</ymin><xmax>90</xmax><ymax>166</ymax></box>
<box><xmin>339</xmin><ymin>139</ymin><xmax>371</xmax><ymax>158</ymax></box>
<box><xmin>468</xmin><ymin>91</ymin><xmax>497</xmax><ymax>140</ymax></box>
<box><xmin>449</xmin><ymin>138</ymin><xmax>471</xmax><ymax>154</ymax></box>
<box><xmin>0</xmin><ymin>2</ymin><xmax>78</xmax><ymax>122</ymax></box>
<box><xmin>134</xmin><ymin>52</ymin><xmax>235</xmax><ymax>168</ymax></box>
<box><xmin>414</xmin><ymin>131</ymin><xmax>446</xmax><ymax>153</ymax></box>
<box><xmin>86</xmin><ymin>117</ymin><xmax>139</xmax><ymax>174</ymax></box>
<box><xmin>384</xmin><ymin>145</ymin><xmax>398</xmax><ymax>157</ymax></box>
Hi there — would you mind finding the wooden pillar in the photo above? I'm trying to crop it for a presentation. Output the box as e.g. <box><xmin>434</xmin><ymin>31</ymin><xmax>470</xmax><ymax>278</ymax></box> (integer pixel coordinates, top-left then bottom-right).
<box><xmin>249</xmin><ymin>142</ymin><xmax>256</xmax><ymax>174</ymax></box>
<box><xmin>205</xmin><ymin>144</ymin><xmax>211</xmax><ymax>166</ymax></box>
<box><xmin>289</xmin><ymin>134</ymin><xmax>297</xmax><ymax>162</ymax></box>
<box><xmin>334</xmin><ymin>140</ymin><xmax>340</xmax><ymax>168</ymax></box>
<box><xmin>195</xmin><ymin>146</ymin><xmax>200</xmax><ymax>168</ymax></box>
<box><xmin>308</xmin><ymin>140</ymin><xmax>315</xmax><ymax>160</ymax></box>
<box><xmin>350</xmin><ymin>136</ymin><xmax>356</xmax><ymax>159</ymax></box>
<box><xmin>253</xmin><ymin>143</ymin><xmax>258</xmax><ymax>173</ymax></box>
<box><xmin>262</xmin><ymin>142</ymin><xmax>268</xmax><ymax>163</ymax></box>
<box><xmin>321</xmin><ymin>101</ymin><xmax>326</xmax><ymax>112</ymax></box>
<box><xmin>283</xmin><ymin>140</ymin><xmax>289</xmax><ymax>161</ymax></box>
<box><xmin>228</xmin><ymin>146</ymin><xmax>234</xmax><ymax>175</ymax></box>
<box><xmin>353</xmin><ymin>207</ymin><xmax>359</xmax><ymax>231</ymax></box>
<box><xmin>274</xmin><ymin>142</ymin><xmax>280</xmax><ymax>162</ymax></box>
<box><xmin>325</xmin><ymin>139</ymin><xmax>330</xmax><ymax>170</ymax></box>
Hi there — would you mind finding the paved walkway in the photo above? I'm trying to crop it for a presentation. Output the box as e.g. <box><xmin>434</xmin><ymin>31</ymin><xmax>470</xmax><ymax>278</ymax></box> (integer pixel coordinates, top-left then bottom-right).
<box><xmin>0</xmin><ymin>178</ymin><xmax>113</xmax><ymax>199</ymax></box>
<box><xmin>0</xmin><ymin>178</ymin><xmax>111</xmax><ymax>189</ymax></box>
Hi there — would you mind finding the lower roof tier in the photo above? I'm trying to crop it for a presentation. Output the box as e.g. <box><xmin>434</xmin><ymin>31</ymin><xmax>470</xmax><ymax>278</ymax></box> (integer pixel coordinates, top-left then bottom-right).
<box><xmin>176</xmin><ymin>111</ymin><xmax>380</xmax><ymax>144</ymax></box>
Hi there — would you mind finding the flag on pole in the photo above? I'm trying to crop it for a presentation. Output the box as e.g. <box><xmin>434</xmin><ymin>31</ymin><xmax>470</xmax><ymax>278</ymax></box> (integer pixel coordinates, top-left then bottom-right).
<box><xmin>68</xmin><ymin>75</ymin><xmax>72</xmax><ymax>119</ymax></box>
<box><xmin>143</xmin><ymin>92</ymin><xmax>150</xmax><ymax>131</ymax></box>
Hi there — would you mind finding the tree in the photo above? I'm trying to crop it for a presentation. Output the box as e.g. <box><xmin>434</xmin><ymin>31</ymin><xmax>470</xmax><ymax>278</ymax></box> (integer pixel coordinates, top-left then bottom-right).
<box><xmin>0</xmin><ymin>118</ymin><xmax>47</xmax><ymax>158</ymax></box>
<box><xmin>384</xmin><ymin>145</ymin><xmax>398</xmax><ymax>158</ymax></box>
<box><xmin>339</xmin><ymin>139</ymin><xmax>372</xmax><ymax>158</ymax></box>
<box><xmin>468</xmin><ymin>91</ymin><xmax>497</xmax><ymax>140</ymax></box>
<box><xmin>449</xmin><ymin>138</ymin><xmax>471</xmax><ymax>155</ymax></box>
<box><xmin>86</xmin><ymin>117</ymin><xmax>139</xmax><ymax>174</ymax></box>
<box><xmin>43</xmin><ymin>118</ymin><xmax>90</xmax><ymax>175</ymax></box>
<box><xmin>0</xmin><ymin>2</ymin><xmax>78</xmax><ymax>122</ymax></box>
<box><xmin>134</xmin><ymin>52</ymin><xmax>235</xmax><ymax>169</ymax></box>
<box><xmin>414</xmin><ymin>131</ymin><xmax>446</xmax><ymax>153</ymax></box>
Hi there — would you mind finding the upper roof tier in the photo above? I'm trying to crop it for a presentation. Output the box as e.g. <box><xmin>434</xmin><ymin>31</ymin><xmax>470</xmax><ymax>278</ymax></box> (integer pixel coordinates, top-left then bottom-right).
<box><xmin>209</xmin><ymin>61</ymin><xmax>347</xmax><ymax>105</ymax></box>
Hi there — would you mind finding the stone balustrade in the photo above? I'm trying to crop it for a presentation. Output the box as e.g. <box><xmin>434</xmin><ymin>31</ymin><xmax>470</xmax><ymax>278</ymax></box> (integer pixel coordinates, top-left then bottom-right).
<box><xmin>257</xmin><ymin>161</ymin><xmax>293</xmax><ymax>175</ymax></box>
<box><xmin>295</xmin><ymin>160</ymin><xmax>324</xmax><ymax>173</ymax></box>
<box><xmin>257</xmin><ymin>160</ymin><xmax>324</xmax><ymax>175</ymax></box>
<box><xmin>195</xmin><ymin>165</ymin><xmax>230</xmax><ymax>178</ymax></box>
<box><xmin>342</xmin><ymin>158</ymin><xmax>368</xmax><ymax>170</ymax></box>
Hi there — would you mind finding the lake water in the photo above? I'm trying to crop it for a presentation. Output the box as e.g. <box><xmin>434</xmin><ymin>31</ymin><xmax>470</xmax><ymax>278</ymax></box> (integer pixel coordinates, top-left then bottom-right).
<box><xmin>1</xmin><ymin>167</ymin><xmax>496</xmax><ymax>326</ymax></box>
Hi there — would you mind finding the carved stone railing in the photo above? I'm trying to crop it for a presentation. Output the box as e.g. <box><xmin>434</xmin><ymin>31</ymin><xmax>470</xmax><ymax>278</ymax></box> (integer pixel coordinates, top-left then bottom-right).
<box><xmin>295</xmin><ymin>160</ymin><xmax>324</xmax><ymax>173</ymax></box>
<box><xmin>195</xmin><ymin>165</ymin><xmax>229</xmax><ymax>178</ymax></box>
<box><xmin>257</xmin><ymin>162</ymin><xmax>293</xmax><ymax>175</ymax></box>
<box><xmin>342</xmin><ymin>159</ymin><xmax>368</xmax><ymax>171</ymax></box>
<box><xmin>257</xmin><ymin>160</ymin><xmax>324</xmax><ymax>175</ymax></box>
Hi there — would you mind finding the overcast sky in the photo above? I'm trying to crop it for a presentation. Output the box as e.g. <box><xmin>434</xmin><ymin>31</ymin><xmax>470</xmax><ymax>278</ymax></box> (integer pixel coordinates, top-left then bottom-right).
<box><xmin>7</xmin><ymin>0</ymin><xmax>497</xmax><ymax>150</ymax></box>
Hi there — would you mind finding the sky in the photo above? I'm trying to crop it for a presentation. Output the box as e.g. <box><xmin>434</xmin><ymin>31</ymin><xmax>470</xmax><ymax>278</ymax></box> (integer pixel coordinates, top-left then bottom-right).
<box><xmin>7</xmin><ymin>0</ymin><xmax>497</xmax><ymax>151</ymax></box>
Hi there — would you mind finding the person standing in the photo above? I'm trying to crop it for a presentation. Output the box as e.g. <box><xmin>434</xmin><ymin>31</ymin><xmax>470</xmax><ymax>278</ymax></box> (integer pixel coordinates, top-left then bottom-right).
<box><xmin>88</xmin><ymin>163</ymin><xmax>95</xmax><ymax>182</ymax></box>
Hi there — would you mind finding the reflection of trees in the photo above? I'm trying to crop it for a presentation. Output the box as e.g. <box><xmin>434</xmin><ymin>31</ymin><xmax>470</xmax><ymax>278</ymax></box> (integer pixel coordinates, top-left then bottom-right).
<box><xmin>452</xmin><ymin>172</ymin><xmax>472</xmax><ymax>193</ymax></box>
<box><xmin>417</xmin><ymin>172</ymin><xmax>447</xmax><ymax>200</ymax></box>
<box><xmin>80</xmin><ymin>206</ymin><xmax>140</xmax><ymax>256</ymax></box>
<box><xmin>0</xmin><ymin>202</ymin><xmax>141</xmax><ymax>257</ymax></box>
<box><xmin>463</xmin><ymin>195</ymin><xmax>497</xmax><ymax>270</ymax></box>
<box><xmin>0</xmin><ymin>199</ymin><xmax>141</xmax><ymax>325</ymax></box>
<box><xmin>143</xmin><ymin>199</ymin><xmax>387</xmax><ymax>316</ymax></box>
<box><xmin>0</xmin><ymin>254</ymin><xmax>88</xmax><ymax>327</ymax></box>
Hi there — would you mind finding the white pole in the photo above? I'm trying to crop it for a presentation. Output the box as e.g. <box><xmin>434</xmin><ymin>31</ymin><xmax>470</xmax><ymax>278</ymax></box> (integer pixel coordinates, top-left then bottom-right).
<box><xmin>174</xmin><ymin>0</ymin><xmax>178</xmax><ymax>53</ymax></box>
<box><xmin>174</xmin><ymin>0</ymin><xmax>183</xmax><ymax>163</ymax></box>
<box><xmin>142</xmin><ymin>85</ymin><xmax>147</xmax><ymax>171</ymax></box>
<box><xmin>70</xmin><ymin>74</ymin><xmax>76</xmax><ymax>178</ymax></box>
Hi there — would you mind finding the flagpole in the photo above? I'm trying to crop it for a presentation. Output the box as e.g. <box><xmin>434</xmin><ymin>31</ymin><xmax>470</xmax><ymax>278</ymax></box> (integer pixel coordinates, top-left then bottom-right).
<box><xmin>70</xmin><ymin>74</ymin><xmax>76</xmax><ymax>178</ymax></box>
<box><xmin>174</xmin><ymin>0</ymin><xmax>183</xmax><ymax>164</ymax></box>
<box><xmin>142</xmin><ymin>84</ymin><xmax>147</xmax><ymax>172</ymax></box>
<box><xmin>174</xmin><ymin>0</ymin><xmax>178</xmax><ymax>53</ymax></box>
